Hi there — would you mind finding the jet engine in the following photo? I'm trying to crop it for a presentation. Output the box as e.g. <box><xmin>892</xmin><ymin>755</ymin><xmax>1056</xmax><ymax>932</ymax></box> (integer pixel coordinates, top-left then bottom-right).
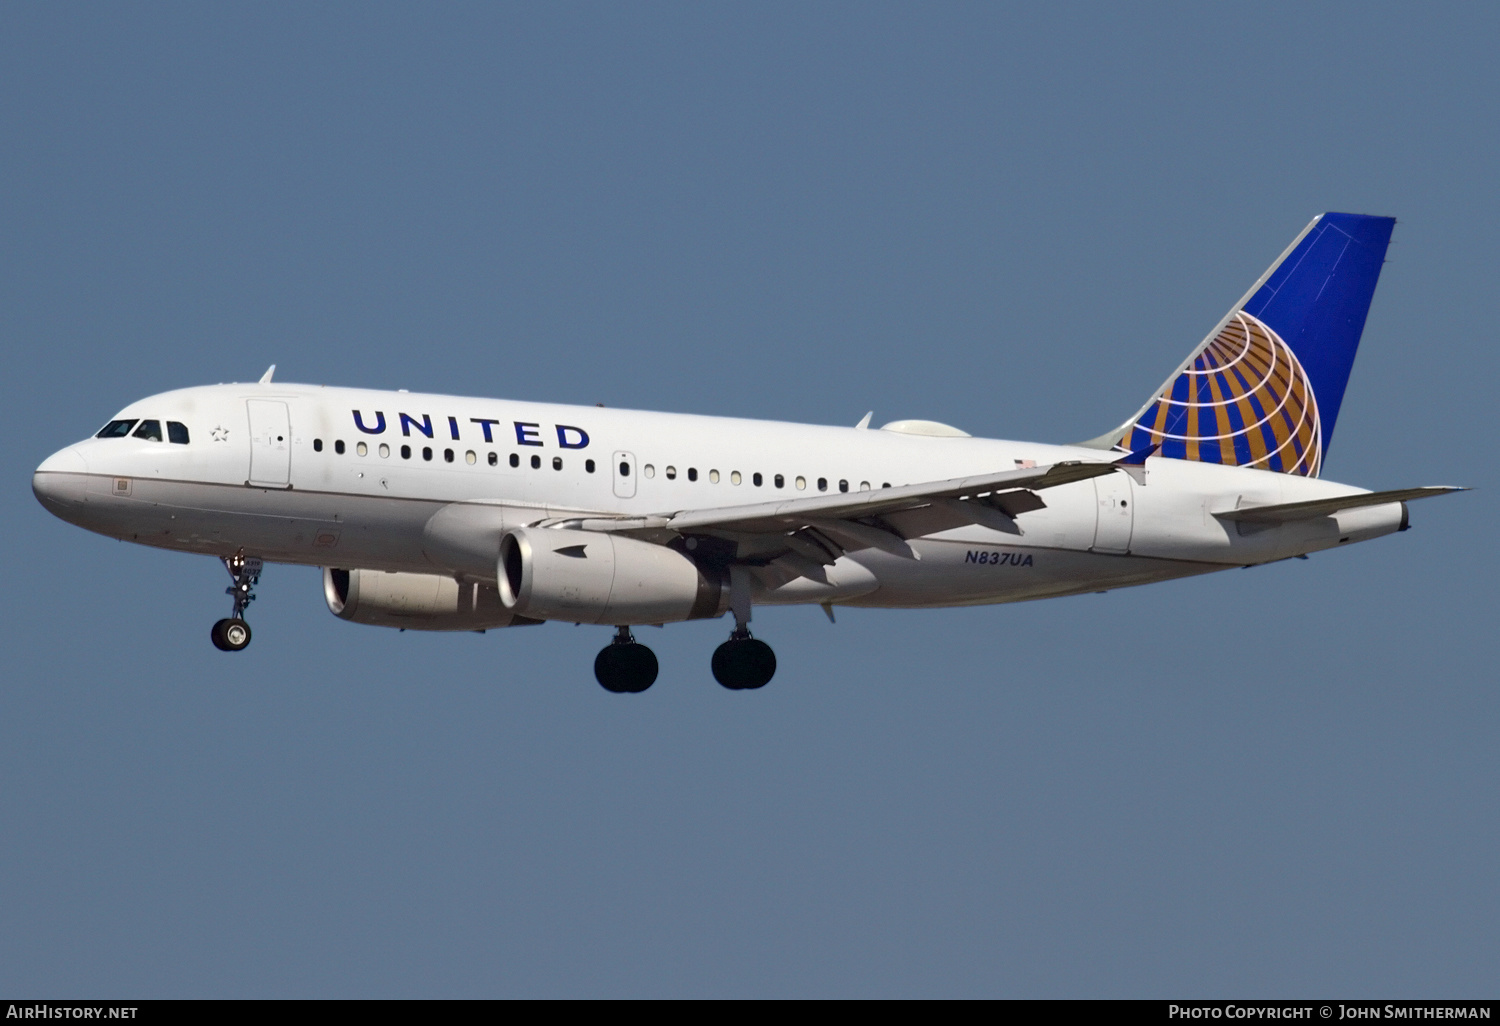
<box><xmin>323</xmin><ymin>568</ymin><xmax>536</xmax><ymax>631</ymax></box>
<box><xmin>498</xmin><ymin>527</ymin><xmax>728</xmax><ymax>625</ymax></box>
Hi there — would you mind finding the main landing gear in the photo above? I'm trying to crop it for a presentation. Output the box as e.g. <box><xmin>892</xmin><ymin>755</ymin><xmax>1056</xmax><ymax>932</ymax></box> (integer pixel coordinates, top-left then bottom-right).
<box><xmin>591</xmin><ymin>625</ymin><xmax>778</xmax><ymax>694</ymax></box>
<box><xmin>594</xmin><ymin>626</ymin><xmax>659</xmax><ymax>693</ymax></box>
<box><xmin>591</xmin><ymin>568</ymin><xmax>777</xmax><ymax>694</ymax></box>
<box><xmin>712</xmin><ymin>565</ymin><xmax>775</xmax><ymax>690</ymax></box>
<box><xmin>712</xmin><ymin>627</ymin><xmax>777</xmax><ymax>691</ymax></box>
<box><xmin>211</xmin><ymin>551</ymin><xmax>262</xmax><ymax>653</ymax></box>
<box><xmin>588</xmin><ymin>564</ymin><xmax>774</xmax><ymax>693</ymax></box>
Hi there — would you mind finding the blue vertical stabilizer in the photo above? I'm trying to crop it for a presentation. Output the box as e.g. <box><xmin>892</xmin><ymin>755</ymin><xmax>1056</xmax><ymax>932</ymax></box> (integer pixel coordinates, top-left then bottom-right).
<box><xmin>1101</xmin><ymin>213</ymin><xmax>1395</xmax><ymax>477</ymax></box>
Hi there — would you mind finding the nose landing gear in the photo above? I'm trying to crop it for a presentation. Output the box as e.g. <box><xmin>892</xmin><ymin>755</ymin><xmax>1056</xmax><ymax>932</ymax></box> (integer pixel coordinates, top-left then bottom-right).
<box><xmin>211</xmin><ymin>551</ymin><xmax>261</xmax><ymax>652</ymax></box>
<box><xmin>594</xmin><ymin>626</ymin><xmax>659</xmax><ymax>693</ymax></box>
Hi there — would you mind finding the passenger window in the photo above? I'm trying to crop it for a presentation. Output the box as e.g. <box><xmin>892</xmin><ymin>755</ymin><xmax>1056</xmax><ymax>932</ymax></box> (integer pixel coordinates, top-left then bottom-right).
<box><xmin>423</xmin><ymin>447</ymin><xmax>433</xmax><ymax>461</ymax></box>
<box><xmin>96</xmin><ymin>420</ymin><xmax>137</xmax><ymax>438</ymax></box>
<box><xmin>379</xmin><ymin>443</ymin><xmax>390</xmax><ymax>458</ymax></box>
<box><xmin>731</xmin><ymin>471</ymin><xmax>742</xmax><ymax>485</ymax></box>
<box><xmin>357</xmin><ymin>441</ymin><xmax>368</xmax><ymax>456</ymax></box>
<box><xmin>774</xmin><ymin>474</ymin><xmax>784</xmax><ymax>488</ymax></box>
<box><xmin>585</xmin><ymin>459</ymin><xmax>595</xmax><ymax>473</ymax></box>
<box><xmin>618</xmin><ymin>461</ymin><xmax>630</xmax><ymax>476</ymax></box>
<box><xmin>465</xmin><ymin>450</ymin><xmax>476</xmax><ymax>465</ymax></box>
<box><xmin>335</xmin><ymin>440</ymin><xmax>345</xmax><ymax>455</ymax></box>
<box><xmin>859</xmin><ymin>480</ymin><xmax>870</xmax><ymax>490</ymax></box>
<box><xmin>553</xmin><ymin>456</ymin><xmax>563</xmax><ymax>470</ymax></box>
<box><xmin>167</xmin><ymin>421</ymin><xmax>190</xmax><ymax>444</ymax></box>
<box><xmin>687</xmin><ymin>467</ymin><xmax>697</xmax><ymax>481</ymax></box>
<box><xmin>795</xmin><ymin>476</ymin><xmax>806</xmax><ymax>490</ymax></box>
<box><xmin>644</xmin><ymin>464</ymin><xmax>656</xmax><ymax>478</ymax></box>
<box><xmin>709</xmin><ymin>469</ymin><xmax>720</xmax><ymax>483</ymax></box>
<box><xmin>530</xmin><ymin>454</ymin><xmax>540</xmax><ymax>469</ymax></box>
<box><xmin>510</xmin><ymin>453</ymin><xmax>520</xmax><ymax>468</ymax></box>
<box><xmin>314</xmin><ymin>439</ymin><xmax>323</xmax><ymax>452</ymax></box>
<box><xmin>665</xmin><ymin>466</ymin><xmax>676</xmax><ymax>480</ymax></box>
<box><xmin>132</xmin><ymin>420</ymin><xmax>163</xmax><ymax>441</ymax></box>
<box><xmin>817</xmin><ymin>477</ymin><xmax>827</xmax><ymax>491</ymax></box>
<box><xmin>882</xmin><ymin>482</ymin><xmax>891</xmax><ymax>488</ymax></box>
<box><xmin>443</xmin><ymin>448</ymin><xmax>454</xmax><ymax>463</ymax></box>
<box><xmin>401</xmin><ymin>445</ymin><xmax>412</xmax><ymax>459</ymax></box>
<box><xmin>488</xmin><ymin>452</ymin><xmax>497</xmax><ymax>466</ymax></box>
<box><xmin>839</xmin><ymin>479</ymin><xmax>848</xmax><ymax>493</ymax></box>
<box><xmin>752</xmin><ymin>472</ymin><xmax>763</xmax><ymax>487</ymax></box>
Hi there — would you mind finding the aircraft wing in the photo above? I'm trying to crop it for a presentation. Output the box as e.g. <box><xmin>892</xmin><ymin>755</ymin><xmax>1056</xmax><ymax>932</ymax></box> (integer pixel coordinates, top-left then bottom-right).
<box><xmin>1213</xmin><ymin>485</ymin><xmax>1467</xmax><ymax>524</ymax></box>
<box><xmin>543</xmin><ymin>459</ymin><xmax>1122</xmax><ymax>575</ymax></box>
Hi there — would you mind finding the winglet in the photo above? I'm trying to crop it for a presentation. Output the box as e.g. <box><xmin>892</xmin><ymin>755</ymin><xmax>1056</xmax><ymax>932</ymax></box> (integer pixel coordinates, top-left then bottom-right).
<box><xmin>855</xmin><ymin>411</ymin><xmax>873</xmax><ymax>430</ymax></box>
<box><xmin>259</xmin><ymin>364</ymin><xmax>276</xmax><ymax>384</ymax></box>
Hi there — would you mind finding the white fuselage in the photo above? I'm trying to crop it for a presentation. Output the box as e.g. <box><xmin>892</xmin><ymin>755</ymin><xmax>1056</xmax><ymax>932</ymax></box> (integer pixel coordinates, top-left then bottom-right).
<box><xmin>33</xmin><ymin>383</ymin><xmax>1405</xmax><ymax>613</ymax></box>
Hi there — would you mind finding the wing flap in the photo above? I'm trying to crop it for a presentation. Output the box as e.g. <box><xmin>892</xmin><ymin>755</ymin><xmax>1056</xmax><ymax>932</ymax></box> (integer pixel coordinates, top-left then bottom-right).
<box><xmin>541</xmin><ymin>458</ymin><xmax>1122</xmax><ymax>579</ymax></box>
<box><xmin>807</xmin><ymin>518</ymin><xmax>921</xmax><ymax>560</ymax></box>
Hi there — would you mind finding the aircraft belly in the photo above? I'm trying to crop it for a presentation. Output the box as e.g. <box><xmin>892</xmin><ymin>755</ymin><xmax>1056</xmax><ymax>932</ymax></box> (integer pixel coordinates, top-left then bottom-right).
<box><xmin>754</xmin><ymin>557</ymin><xmax>879</xmax><ymax>605</ymax></box>
<box><xmin>60</xmin><ymin>476</ymin><xmax>441</xmax><ymax>573</ymax></box>
<box><xmin>843</xmin><ymin>539</ymin><xmax>1215</xmax><ymax>608</ymax></box>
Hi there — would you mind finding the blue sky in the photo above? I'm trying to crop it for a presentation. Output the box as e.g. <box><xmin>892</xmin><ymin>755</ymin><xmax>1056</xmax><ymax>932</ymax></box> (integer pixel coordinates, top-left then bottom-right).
<box><xmin>3</xmin><ymin>2</ymin><xmax>1495</xmax><ymax>996</ymax></box>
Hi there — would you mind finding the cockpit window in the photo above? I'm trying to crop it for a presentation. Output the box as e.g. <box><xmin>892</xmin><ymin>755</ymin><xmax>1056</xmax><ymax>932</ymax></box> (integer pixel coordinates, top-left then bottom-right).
<box><xmin>96</xmin><ymin>420</ymin><xmax>137</xmax><ymax>438</ymax></box>
<box><xmin>167</xmin><ymin>421</ymin><xmax>190</xmax><ymax>444</ymax></box>
<box><xmin>132</xmin><ymin>420</ymin><xmax>163</xmax><ymax>441</ymax></box>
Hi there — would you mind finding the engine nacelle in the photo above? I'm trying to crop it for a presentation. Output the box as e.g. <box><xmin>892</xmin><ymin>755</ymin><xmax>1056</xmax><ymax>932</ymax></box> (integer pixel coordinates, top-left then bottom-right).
<box><xmin>498</xmin><ymin>527</ymin><xmax>728</xmax><ymax>625</ymax></box>
<box><xmin>323</xmin><ymin>568</ymin><xmax>536</xmax><ymax>631</ymax></box>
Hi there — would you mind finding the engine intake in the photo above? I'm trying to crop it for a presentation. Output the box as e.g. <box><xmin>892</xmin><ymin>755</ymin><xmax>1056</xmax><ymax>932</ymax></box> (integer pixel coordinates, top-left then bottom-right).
<box><xmin>324</xmin><ymin>568</ymin><xmax>536</xmax><ymax>631</ymax></box>
<box><xmin>498</xmin><ymin>527</ymin><xmax>727</xmax><ymax>625</ymax></box>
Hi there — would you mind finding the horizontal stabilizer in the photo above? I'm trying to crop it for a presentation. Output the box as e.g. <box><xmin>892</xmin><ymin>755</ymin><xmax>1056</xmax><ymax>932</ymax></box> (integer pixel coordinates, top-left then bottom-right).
<box><xmin>1214</xmin><ymin>486</ymin><xmax>1467</xmax><ymax>524</ymax></box>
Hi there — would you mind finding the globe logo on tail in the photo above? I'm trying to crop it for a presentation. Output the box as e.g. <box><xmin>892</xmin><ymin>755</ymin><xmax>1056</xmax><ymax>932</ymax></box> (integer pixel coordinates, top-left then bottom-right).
<box><xmin>1127</xmin><ymin>311</ymin><xmax>1322</xmax><ymax>477</ymax></box>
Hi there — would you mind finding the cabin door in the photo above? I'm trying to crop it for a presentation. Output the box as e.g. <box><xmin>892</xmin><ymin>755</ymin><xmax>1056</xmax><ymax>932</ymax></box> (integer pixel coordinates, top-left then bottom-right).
<box><xmin>246</xmin><ymin>399</ymin><xmax>291</xmax><ymax>487</ymax></box>
<box><xmin>1091</xmin><ymin>472</ymin><xmax>1134</xmax><ymax>554</ymax></box>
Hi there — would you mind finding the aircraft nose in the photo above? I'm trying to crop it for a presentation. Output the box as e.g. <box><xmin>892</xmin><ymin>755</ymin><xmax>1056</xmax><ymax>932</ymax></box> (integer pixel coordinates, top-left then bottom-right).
<box><xmin>33</xmin><ymin>446</ymin><xmax>91</xmax><ymax>513</ymax></box>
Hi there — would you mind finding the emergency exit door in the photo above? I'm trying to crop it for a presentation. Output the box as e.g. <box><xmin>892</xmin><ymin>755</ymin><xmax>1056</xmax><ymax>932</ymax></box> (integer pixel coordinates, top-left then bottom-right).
<box><xmin>612</xmin><ymin>451</ymin><xmax>637</xmax><ymax>499</ymax></box>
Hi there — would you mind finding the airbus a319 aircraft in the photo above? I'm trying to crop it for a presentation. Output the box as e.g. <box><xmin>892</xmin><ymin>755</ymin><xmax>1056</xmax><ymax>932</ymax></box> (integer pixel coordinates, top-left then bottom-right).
<box><xmin>33</xmin><ymin>213</ymin><xmax>1463</xmax><ymax>692</ymax></box>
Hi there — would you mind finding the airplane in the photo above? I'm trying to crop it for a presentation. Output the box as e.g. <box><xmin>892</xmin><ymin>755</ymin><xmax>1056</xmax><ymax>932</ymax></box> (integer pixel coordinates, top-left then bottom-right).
<box><xmin>32</xmin><ymin>212</ymin><xmax>1465</xmax><ymax>693</ymax></box>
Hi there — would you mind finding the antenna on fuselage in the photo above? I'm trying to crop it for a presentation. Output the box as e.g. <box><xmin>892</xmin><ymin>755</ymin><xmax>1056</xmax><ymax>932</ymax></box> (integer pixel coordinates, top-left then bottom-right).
<box><xmin>258</xmin><ymin>365</ymin><xmax>276</xmax><ymax>384</ymax></box>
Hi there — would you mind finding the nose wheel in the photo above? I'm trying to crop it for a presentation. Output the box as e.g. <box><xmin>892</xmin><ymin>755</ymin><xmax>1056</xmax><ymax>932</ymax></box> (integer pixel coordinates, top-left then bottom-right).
<box><xmin>595</xmin><ymin>626</ymin><xmax>659</xmax><ymax>693</ymax></box>
<box><xmin>211</xmin><ymin>617</ymin><xmax>252</xmax><ymax>652</ymax></box>
<box><xmin>211</xmin><ymin>551</ymin><xmax>262</xmax><ymax>652</ymax></box>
